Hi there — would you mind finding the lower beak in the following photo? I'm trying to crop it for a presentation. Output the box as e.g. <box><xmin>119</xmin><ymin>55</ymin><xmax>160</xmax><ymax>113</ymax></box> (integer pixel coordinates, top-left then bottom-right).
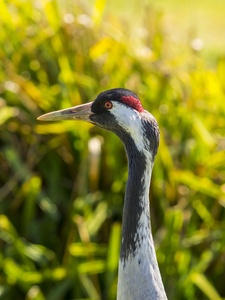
<box><xmin>37</xmin><ymin>102</ymin><xmax>93</xmax><ymax>122</ymax></box>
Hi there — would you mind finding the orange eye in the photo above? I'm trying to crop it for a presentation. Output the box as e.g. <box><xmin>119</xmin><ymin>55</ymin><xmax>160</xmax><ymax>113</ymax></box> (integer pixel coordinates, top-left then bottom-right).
<box><xmin>105</xmin><ymin>101</ymin><xmax>112</xmax><ymax>109</ymax></box>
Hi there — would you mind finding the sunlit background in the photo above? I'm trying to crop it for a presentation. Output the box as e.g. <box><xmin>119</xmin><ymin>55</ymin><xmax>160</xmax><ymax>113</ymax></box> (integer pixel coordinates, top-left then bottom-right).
<box><xmin>0</xmin><ymin>0</ymin><xmax>225</xmax><ymax>299</ymax></box>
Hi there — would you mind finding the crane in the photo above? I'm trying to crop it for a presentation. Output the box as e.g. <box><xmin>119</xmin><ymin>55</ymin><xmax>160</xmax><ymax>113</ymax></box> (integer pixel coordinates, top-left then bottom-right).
<box><xmin>38</xmin><ymin>88</ymin><xmax>168</xmax><ymax>300</ymax></box>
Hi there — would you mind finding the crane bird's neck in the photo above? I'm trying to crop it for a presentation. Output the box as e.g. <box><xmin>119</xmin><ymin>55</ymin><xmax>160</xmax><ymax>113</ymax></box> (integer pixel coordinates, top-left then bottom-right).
<box><xmin>115</xmin><ymin>110</ymin><xmax>167</xmax><ymax>300</ymax></box>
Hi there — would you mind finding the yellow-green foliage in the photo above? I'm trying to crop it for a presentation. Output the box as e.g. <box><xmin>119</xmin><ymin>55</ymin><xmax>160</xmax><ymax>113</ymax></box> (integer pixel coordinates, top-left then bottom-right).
<box><xmin>0</xmin><ymin>1</ymin><xmax>225</xmax><ymax>300</ymax></box>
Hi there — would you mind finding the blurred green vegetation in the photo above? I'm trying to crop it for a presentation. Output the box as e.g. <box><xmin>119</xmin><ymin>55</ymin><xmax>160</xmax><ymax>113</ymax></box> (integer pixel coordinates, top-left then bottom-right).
<box><xmin>0</xmin><ymin>0</ymin><xmax>225</xmax><ymax>299</ymax></box>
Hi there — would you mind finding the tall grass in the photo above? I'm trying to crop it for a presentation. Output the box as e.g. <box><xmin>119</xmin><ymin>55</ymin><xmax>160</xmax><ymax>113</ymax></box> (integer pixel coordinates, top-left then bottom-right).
<box><xmin>0</xmin><ymin>1</ymin><xmax>225</xmax><ymax>299</ymax></box>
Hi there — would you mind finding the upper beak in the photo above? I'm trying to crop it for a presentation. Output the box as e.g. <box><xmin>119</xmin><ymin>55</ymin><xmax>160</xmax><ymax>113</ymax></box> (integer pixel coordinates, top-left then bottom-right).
<box><xmin>37</xmin><ymin>102</ymin><xmax>93</xmax><ymax>122</ymax></box>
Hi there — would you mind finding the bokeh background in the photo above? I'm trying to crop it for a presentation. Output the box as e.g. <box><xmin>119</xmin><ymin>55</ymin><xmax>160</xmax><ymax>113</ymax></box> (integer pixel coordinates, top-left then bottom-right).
<box><xmin>1</xmin><ymin>0</ymin><xmax>225</xmax><ymax>299</ymax></box>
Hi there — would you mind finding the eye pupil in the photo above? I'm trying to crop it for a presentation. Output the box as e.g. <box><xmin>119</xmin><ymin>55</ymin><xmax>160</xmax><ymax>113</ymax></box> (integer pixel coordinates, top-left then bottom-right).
<box><xmin>105</xmin><ymin>101</ymin><xmax>112</xmax><ymax>109</ymax></box>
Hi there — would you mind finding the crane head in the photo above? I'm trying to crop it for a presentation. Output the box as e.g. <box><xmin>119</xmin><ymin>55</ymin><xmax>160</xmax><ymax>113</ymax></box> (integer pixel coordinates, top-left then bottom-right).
<box><xmin>38</xmin><ymin>88</ymin><xmax>159</xmax><ymax>159</ymax></box>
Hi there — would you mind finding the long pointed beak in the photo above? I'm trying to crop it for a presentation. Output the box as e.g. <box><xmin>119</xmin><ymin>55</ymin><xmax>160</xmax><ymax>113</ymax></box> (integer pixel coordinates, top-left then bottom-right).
<box><xmin>37</xmin><ymin>102</ymin><xmax>93</xmax><ymax>122</ymax></box>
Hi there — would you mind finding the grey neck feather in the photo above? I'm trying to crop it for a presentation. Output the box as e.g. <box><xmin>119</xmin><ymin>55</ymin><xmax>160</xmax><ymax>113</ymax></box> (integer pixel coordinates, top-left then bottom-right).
<box><xmin>116</xmin><ymin>137</ymin><xmax>168</xmax><ymax>300</ymax></box>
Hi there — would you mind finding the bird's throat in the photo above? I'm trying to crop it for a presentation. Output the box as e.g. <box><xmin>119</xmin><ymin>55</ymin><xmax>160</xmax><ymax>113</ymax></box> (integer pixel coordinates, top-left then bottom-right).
<box><xmin>117</xmin><ymin>147</ymin><xmax>167</xmax><ymax>300</ymax></box>
<box><xmin>119</xmin><ymin>153</ymin><xmax>152</xmax><ymax>263</ymax></box>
